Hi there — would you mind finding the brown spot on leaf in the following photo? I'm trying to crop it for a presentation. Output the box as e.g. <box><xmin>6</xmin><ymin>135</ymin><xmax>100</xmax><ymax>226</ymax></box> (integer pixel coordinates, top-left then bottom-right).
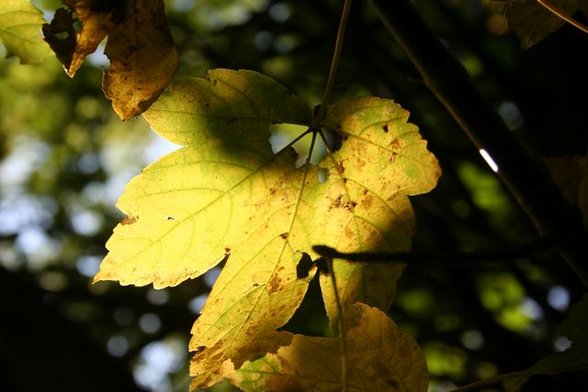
<box><xmin>121</xmin><ymin>215</ymin><xmax>138</xmax><ymax>225</ymax></box>
<box><xmin>383</xmin><ymin>124</ymin><xmax>389</xmax><ymax>133</ymax></box>
<box><xmin>193</xmin><ymin>345</ymin><xmax>206</xmax><ymax>354</ymax></box>
<box><xmin>280</xmin><ymin>232</ymin><xmax>289</xmax><ymax>240</ymax></box>
<box><xmin>362</xmin><ymin>194</ymin><xmax>373</xmax><ymax>209</ymax></box>
<box><xmin>390</xmin><ymin>137</ymin><xmax>401</xmax><ymax>149</ymax></box>
<box><xmin>343</xmin><ymin>200</ymin><xmax>357</xmax><ymax>211</ymax></box>
<box><xmin>224</xmin><ymin>247</ymin><xmax>231</xmax><ymax>254</ymax></box>
<box><xmin>344</xmin><ymin>226</ymin><xmax>354</xmax><ymax>239</ymax></box>
<box><xmin>330</xmin><ymin>194</ymin><xmax>344</xmax><ymax>210</ymax></box>
<box><xmin>267</xmin><ymin>275</ymin><xmax>282</xmax><ymax>293</ymax></box>
<box><xmin>336</xmin><ymin>161</ymin><xmax>345</xmax><ymax>174</ymax></box>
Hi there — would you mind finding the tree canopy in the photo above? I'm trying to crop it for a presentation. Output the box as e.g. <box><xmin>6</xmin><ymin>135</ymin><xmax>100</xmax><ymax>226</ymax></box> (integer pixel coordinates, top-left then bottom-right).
<box><xmin>1</xmin><ymin>0</ymin><xmax>588</xmax><ymax>391</ymax></box>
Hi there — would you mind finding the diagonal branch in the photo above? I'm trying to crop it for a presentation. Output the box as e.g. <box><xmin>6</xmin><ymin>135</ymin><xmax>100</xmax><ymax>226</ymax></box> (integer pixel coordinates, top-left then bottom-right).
<box><xmin>365</xmin><ymin>0</ymin><xmax>588</xmax><ymax>287</ymax></box>
<box><xmin>313</xmin><ymin>239</ymin><xmax>552</xmax><ymax>265</ymax></box>
<box><xmin>537</xmin><ymin>0</ymin><xmax>588</xmax><ymax>35</ymax></box>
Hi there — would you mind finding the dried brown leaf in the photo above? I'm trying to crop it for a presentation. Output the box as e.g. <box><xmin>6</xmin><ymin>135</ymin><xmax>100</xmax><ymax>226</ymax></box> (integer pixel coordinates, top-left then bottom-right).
<box><xmin>43</xmin><ymin>0</ymin><xmax>176</xmax><ymax>119</ymax></box>
<box><xmin>102</xmin><ymin>0</ymin><xmax>177</xmax><ymax>120</ymax></box>
<box><xmin>63</xmin><ymin>0</ymin><xmax>124</xmax><ymax>76</ymax></box>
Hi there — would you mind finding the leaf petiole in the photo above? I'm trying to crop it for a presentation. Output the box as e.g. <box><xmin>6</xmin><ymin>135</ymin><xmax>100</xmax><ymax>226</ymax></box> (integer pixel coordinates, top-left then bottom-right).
<box><xmin>313</xmin><ymin>0</ymin><xmax>353</xmax><ymax>128</ymax></box>
<box><xmin>324</xmin><ymin>257</ymin><xmax>349</xmax><ymax>392</ymax></box>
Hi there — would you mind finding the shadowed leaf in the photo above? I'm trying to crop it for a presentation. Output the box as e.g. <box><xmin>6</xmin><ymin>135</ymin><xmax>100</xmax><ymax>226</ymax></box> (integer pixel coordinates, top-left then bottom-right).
<box><xmin>42</xmin><ymin>8</ymin><xmax>76</xmax><ymax>68</ymax></box>
<box><xmin>546</xmin><ymin>156</ymin><xmax>588</xmax><ymax>226</ymax></box>
<box><xmin>228</xmin><ymin>303</ymin><xmax>429</xmax><ymax>392</ymax></box>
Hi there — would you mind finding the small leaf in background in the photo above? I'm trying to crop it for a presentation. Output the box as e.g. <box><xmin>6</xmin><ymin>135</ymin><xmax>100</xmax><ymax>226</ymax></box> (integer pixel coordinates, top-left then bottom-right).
<box><xmin>228</xmin><ymin>303</ymin><xmax>429</xmax><ymax>392</ymax></box>
<box><xmin>505</xmin><ymin>0</ymin><xmax>579</xmax><ymax>48</ymax></box>
<box><xmin>503</xmin><ymin>295</ymin><xmax>588</xmax><ymax>391</ymax></box>
<box><xmin>545</xmin><ymin>156</ymin><xmax>588</xmax><ymax>227</ymax></box>
<box><xmin>103</xmin><ymin>0</ymin><xmax>177</xmax><ymax>120</ymax></box>
<box><xmin>0</xmin><ymin>0</ymin><xmax>52</xmax><ymax>63</ymax></box>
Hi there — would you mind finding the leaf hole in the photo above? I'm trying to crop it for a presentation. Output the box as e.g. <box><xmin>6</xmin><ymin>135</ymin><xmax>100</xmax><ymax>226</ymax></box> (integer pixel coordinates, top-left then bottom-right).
<box><xmin>270</xmin><ymin>123</ymin><xmax>326</xmax><ymax>167</ymax></box>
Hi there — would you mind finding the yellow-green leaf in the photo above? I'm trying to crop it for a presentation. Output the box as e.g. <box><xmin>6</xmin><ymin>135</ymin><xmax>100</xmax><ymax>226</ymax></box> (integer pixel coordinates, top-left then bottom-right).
<box><xmin>93</xmin><ymin>69</ymin><xmax>439</xmax><ymax>388</ymax></box>
<box><xmin>228</xmin><ymin>303</ymin><xmax>429</xmax><ymax>392</ymax></box>
<box><xmin>94</xmin><ymin>69</ymin><xmax>312</xmax><ymax>288</ymax></box>
<box><xmin>318</xmin><ymin>97</ymin><xmax>441</xmax><ymax>325</ymax></box>
<box><xmin>0</xmin><ymin>0</ymin><xmax>52</xmax><ymax>63</ymax></box>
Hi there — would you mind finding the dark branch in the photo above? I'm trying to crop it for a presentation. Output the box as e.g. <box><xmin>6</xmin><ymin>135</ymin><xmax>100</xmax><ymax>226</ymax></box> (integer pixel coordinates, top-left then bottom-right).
<box><xmin>365</xmin><ymin>0</ymin><xmax>588</xmax><ymax>286</ymax></box>
<box><xmin>313</xmin><ymin>239</ymin><xmax>552</xmax><ymax>266</ymax></box>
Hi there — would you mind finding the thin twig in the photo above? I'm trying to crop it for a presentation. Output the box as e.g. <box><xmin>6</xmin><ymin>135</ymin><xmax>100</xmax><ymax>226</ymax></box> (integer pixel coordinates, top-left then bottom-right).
<box><xmin>313</xmin><ymin>0</ymin><xmax>353</xmax><ymax>127</ymax></box>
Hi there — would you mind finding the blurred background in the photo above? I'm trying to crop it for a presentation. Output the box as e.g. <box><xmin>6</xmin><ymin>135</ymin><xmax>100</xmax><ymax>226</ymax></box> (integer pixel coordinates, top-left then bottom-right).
<box><xmin>1</xmin><ymin>0</ymin><xmax>588</xmax><ymax>391</ymax></box>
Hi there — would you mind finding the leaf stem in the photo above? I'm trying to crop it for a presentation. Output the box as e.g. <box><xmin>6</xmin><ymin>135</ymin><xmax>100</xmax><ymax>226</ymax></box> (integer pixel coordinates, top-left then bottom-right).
<box><xmin>305</xmin><ymin>128</ymin><xmax>319</xmax><ymax>165</ymax></box>
<box><xmin>314</xmin><ymin>0</ymin><xmax>353</xmax><ymax>127</ymax></box>
<box><xmin>325</xmin><ymin>257</ymin><xmax>349</xmax><ymax>392</ymax></box>
<box><xmin>273</xmin><ymin>127</ymin><xmax>313</xmax><ymax>156</ymax></box>
<box><xmin>537</xmin><ymin>0</ymin><xmax>588</xmax><ymax>35</ymax></box>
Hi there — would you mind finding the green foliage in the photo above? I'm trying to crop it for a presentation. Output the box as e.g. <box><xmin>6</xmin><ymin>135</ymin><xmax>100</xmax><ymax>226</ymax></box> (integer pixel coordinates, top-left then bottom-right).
<box><xmin>0</xmin><ymin>0</ymin><xmax>52</xmax><ymax>63</ymax></box>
